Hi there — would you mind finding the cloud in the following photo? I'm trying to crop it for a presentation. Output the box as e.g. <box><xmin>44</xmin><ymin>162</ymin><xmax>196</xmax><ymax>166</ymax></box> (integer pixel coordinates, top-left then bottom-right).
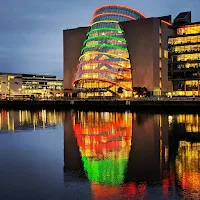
<box><xmin>0</xmin><ymin>0</ymin><xmax>199</xmax><ymax>77</ymax></box>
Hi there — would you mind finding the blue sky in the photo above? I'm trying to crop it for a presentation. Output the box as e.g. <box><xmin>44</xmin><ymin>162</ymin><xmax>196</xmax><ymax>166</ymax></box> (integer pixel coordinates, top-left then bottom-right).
<box><xmin>0</xmin><ymin>0</ymin><xmax>200</xmax><ymax>77</ymax></box>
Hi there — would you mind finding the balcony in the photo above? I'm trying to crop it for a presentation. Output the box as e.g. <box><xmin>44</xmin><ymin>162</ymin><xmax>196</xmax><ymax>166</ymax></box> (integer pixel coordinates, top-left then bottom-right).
<box><xmin>169</xmin><ymin>66</ymin><xmax>200</xmax><ymax>72</ymax></box>
<box><xmin>169</xmin><ymin>49</ymin><xmax>200</xmax><ymax>55</ymax></box>
<box><xmin>168</xmin><ymin>41</ymin><xmax>200</xmax><ymax>47</ymax></box>
<box><xmin>168</xmin><ymin>59</ymin><xmax>200</xmax><ymax>64</ymax></box>
<box><xmin>168</xmin><ymin>71</ymin><xmax>200</xmax><ymax>81</ymax></box>
<box><xmin>168</xmin><ymin>32</ymin><xmax>200</xmax><ymax>39</ymax></box>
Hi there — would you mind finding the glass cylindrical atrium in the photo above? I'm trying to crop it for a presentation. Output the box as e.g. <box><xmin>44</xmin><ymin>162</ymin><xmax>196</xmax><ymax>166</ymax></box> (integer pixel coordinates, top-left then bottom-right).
<box><xmin>73</xmin><ymin>4</ymin><xmax>146</xmax><ymax>98</ymax></box>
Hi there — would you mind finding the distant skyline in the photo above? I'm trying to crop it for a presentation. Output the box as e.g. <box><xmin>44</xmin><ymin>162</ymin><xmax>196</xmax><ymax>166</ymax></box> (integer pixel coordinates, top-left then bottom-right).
<box><xmin>1</xmin><ymin>0</ymin><xmax>200</xmax><ymax>77</ymax></box>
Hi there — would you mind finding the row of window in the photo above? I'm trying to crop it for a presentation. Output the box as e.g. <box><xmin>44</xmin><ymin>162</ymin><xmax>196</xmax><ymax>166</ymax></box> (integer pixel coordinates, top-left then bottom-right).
<box><xmin>77</xmin><ymin>63</ymin><xmax>131</xmax><ymax>72</ymax></box>
<box><xmin>80</xmin><ymin>51</ymin><xmax>130</xmax><ymax>62</ymax></box>
<box><xmin>88</xmin><ymin>31</ymin><xmax>123</xmax><ymax>38</ymax></box>
<box><xmin>92</xmin><ymin>15</ymin><xmax>132</xmax><ymax>24</ymax></box>
<box><xmin>169</xmin><ymin>72</ymin><xmax>200</xmax><ymax>79</ymax></box>
<box><xmin>82</xmin><ymin>45</ymin><xmax>128</xmax><ymax>56</ymax></box>
<box><xmin>169</xmin><ymin>44</ymin><xmax>200</xmax><ymax>54</ymax></box>
<box><xmin>177</xmin><ymin>25</ymin><xmax>200</xmax><ymax>35</ymax></box>
<box><xmin>22</xmin><ymin>86</ymin><xmax>63</xmax><ymax>90</ymax></box>
<box><xmin>74</xmin><ymin>71</ymin><xmax>131</xmax><ymax>80</ymax></box>
<box><xmin>173</xmin><ymin>63</ymin><xmax>200</xmax><ymax>69</ymax></box>
<box><xmin>85</xmin><ymin>39</ymin><xmax>126</xmax><ymax>47</ymax></box>
<box><xmin>169</xmin><ymin>35</ymin><xmax>200</xmax><ymax>45</ymax></box>
<box><xmin>92</xmin><ymin>22</ymin><xmax>120</xmax><ymax>30</ymax></box>
<box><xmin>172</xmin><ymin>53</ymin><xmax>200</xmax><ymax>61</ymax></box>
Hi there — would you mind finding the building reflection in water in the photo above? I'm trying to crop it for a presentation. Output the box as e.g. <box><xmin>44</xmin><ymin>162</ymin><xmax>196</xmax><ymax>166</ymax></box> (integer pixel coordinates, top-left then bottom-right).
<box><xmin>73</xmin><ymin>111</ymin><xmax>134</xmax><ymax>199</ymax></box>
<box><xmin>169</xmin><ymin>114</ymin><xmax>200</xmax><ymax>199</ymax></box>
<box><xmin>0</xmin><ymin>109</ymin><xmax>64</xmax><ymax>132</ymax></box>
<box><xmin>175</xmin><ymin>141</ymin><xmax>200</xmax><ymax>199</ymax></box>
<box><xmin>64</xmin><ymin>112</ymin><xmax>200</xmax><ymax>199</ymax></box>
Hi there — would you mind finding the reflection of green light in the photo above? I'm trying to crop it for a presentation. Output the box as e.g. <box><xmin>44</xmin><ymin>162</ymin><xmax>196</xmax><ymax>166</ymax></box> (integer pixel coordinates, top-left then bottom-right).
<box><xmin>86</xmin><ymin>28</ymin><xmax>124</xmax><ymax>36</ymax></box>
<box><xmin>81</xmin><ymin>44</ymin><xmax>128</xmax><ymax>54</ymax></box>
<box><xmin>82</xmin><ymin>156</ymin><xmax>128</xmax><ymax>185</ymax></box>
<box><xmin>83</xmin><ymin>36</ymin><xmax>126</xmax><ymax>46</ymax></box>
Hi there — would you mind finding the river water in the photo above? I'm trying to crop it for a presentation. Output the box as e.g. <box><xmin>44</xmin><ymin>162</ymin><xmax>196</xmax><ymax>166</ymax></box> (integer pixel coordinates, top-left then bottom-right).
<box><xmin>0</xmin><ymin>110</ymin><xmax>199</xmax><ymax>200</ymax></box>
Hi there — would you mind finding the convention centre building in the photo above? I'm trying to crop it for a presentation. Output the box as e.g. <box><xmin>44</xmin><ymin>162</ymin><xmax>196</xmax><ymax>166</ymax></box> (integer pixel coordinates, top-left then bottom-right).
<box><xmin>63</xmin><ymin>4</ymin><xmax>199</xmax><ymax>98</ymax></box>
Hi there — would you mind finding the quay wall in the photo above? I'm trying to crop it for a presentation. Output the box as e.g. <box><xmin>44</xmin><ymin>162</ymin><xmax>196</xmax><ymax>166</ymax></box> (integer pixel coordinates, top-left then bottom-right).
<box><xmin>0</xmin><ymin>100</ymin><xmax>200</xmax><ymax>112</ymax></box>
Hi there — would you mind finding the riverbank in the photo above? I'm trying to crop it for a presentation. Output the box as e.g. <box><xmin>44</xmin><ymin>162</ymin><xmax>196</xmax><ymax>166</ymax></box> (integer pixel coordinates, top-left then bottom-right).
<box><xmin>0</xmin><ymin>99</ymin><xmax>200</xmax><ymax>112</ymax></box>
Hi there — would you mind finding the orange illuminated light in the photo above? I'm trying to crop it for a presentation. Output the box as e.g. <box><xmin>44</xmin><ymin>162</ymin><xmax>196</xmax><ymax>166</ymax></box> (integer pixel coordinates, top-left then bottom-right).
<box><xmin>93</xmin><ymin>4</ymin><xmax>147</xmax><ymax>19</ymax></box>
<box><xmin>73</xmin><ymin>69</ymin><xmax>132</xmax><ymax>81</ymax></box>
<box><xmin>90</xmin><ymin>12</ymin><xmax>136</xmax><ymax>24</ymax></box>
<box><xmin>161</xmin><ymin>20</ymin><xmax>172</xmax><ymax>26</ymax></box>
<box><xmin>72</xmin><ymin>78</ymin><xmax>132</xmax><ymax>91</ymax></box>
<box><xmin>76</xmin><ymin>60</ymin><xmax>131</xmax><ymax>70</ymax></box>
<box><xmin>79</xmin><ymin>51</ymin><xmax>129</xmax><ymax>61</ymax></box>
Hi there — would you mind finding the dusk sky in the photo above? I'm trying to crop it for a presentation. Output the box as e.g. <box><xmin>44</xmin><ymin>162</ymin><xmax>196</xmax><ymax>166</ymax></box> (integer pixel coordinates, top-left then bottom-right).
<box><xmin>1</xmin><ymin>0</ymin><xmax>200</xmax><ymax>77</ymax></box>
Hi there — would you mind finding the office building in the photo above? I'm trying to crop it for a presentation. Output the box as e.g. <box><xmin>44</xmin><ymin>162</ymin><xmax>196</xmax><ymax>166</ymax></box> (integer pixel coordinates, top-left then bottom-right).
<box><xmin>168</xmin><ymin>12</ymin><xmax>200</xmax><ymax>96</ymax></box>
<box><xmin>0</xmin><ymin>72</ymin><xmax>63</xmax><ymax>99</ymax></box>
<box><xmin>64</xmin><ymin>4</ymin><xmax>172</xmax><ymax>98</ymax></box>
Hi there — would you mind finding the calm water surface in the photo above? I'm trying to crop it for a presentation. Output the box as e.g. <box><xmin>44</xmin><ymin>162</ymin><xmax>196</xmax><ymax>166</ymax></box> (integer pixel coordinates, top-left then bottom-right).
<box><xmin>0</xmin><ymin>110</ymin><xmax>199</xmax><ymax>200</ymax></box>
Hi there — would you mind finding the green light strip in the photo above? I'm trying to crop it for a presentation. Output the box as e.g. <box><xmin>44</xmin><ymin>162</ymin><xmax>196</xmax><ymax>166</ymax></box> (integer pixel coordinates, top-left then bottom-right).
<box><xmin>83</xmin><ymin>36</ymin><xmax>126</xmax><ymax>46</ymax></box>
<box><xmin>81</xmin><ymin>43</ymin><xmax>128</xmax><ymax>54</ymax></box>
<box><xmin>86</xmin><ymin>28</ymin><xmax>124</xmax><ymax>36</ymax></box>
<box><xmin>82</xmin><ymin>156</ymin><xmax>128</xmax><ymax>185</ymax></box>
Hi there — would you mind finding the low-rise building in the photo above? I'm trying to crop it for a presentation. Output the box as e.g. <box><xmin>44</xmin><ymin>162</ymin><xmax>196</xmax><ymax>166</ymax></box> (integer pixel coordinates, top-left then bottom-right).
<box><xmin>0</xmin><ymin>72</ymin><xmax>63</xmax><ymax>99</ymax></box>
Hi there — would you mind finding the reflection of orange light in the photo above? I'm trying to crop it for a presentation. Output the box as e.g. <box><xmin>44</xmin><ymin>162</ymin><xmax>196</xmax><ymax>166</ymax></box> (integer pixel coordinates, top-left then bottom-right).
<box><xmin>170</xmin><ymin>174</ymin><xmax>175</xmax><ymax>186</ymax></box>
<box><xmin>73</xmin><ymin>116</ymin><xmax>132</xmax><ymax>155</ymax></box>
<box><xmin>92</xmin><ymin>183</ymin><xmax>119</xmax><ymax>199</ymax></box>
<box><xmin>73</xmin><ymin>119</ymin><xmax>126</xmax><ymax>134</ymax></box>
<box><xmin>120</xmin><ymin>183</ymin><xmax>137</xmax><ymax>198</ymax></box>
<box><xmin>176</xmin><ymin>141</ymin><xmax>200</xmax><ymax>198</ymax></box>
<box><xmin>1</xmin><ymin>110</ymin><xmax>6</xmax><ymax>120</ymax></box>
<box><xmin>162</xmin><ymin>178</ymin><xmax>169</xmax><ymax>198</ymax></box>
<box><xmin>91</xmin><ymin>182</ymin><xmax>147</xmax><ymax>200</ymax></box>
<box><xmin>137</xmin><ymin>184</ymin><xmax>147</xmax><ymax>193</ymax></box>
<box><xmin>181</xmin><ymin>172</ymin><xmax>200</xmax><ymax>189</ymax></box>
<box><xmin>77</xmin><ymin>140</ymin><xmax>130</xmax><ymax>155</ymax></box>
<box><xmin>182</xmin><ymin>172</ymin><xmax>189</xmax><ymax>190</ymax></box>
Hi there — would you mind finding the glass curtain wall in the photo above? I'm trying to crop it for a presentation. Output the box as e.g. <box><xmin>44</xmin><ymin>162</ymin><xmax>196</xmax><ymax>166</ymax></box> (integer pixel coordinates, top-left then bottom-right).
<box><xmin>168</xmin><ymin>24</ymin><xmax>200</xmax><ymax>96</ymax></box>
<box><xmin>73</xmin><ymin>5</ymin><xmax>146</xmax><ymax>98</ymax></box>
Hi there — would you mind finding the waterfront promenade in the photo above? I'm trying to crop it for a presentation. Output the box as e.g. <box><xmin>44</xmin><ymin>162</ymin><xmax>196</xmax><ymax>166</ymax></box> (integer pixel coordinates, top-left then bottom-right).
<box><xmin>0</xmin><ymin>97</ymin><xmax>200</xmax><ymax>111</ymax></box>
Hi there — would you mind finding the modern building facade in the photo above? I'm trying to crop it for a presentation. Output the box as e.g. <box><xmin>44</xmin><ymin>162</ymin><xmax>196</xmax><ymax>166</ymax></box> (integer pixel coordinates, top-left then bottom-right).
<box><xmin>0</xmin><ymin>72</ymin><xmax>63</xmax><ymax>99</ymax></box>
<box><xmin>64</xmin><ymin>4</ymin><xmax>172</xmax><ymax>98</ymax></box>
<box><xmin>168</xmin><ymin>12</ymin><xmax>200</xmax><ymax>96</ymax></box>
<box><xmin>73</xmin><ymin>5</ymin><xmax>146</xmax><ymax>98</ymax></box>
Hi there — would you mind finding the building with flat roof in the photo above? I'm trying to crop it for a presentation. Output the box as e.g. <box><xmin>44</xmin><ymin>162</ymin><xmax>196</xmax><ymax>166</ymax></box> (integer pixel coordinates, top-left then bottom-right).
<box><xmin>0</xmin><ymin>72</ymin><xmax>63</xmax><ymax>99</ymax></box>
<box><xmin>168</xmin><ymin>12</ymin><xmax>200</xmax><ymax>96</ymax></box>
<box><xmin>63</xmin><ymin>4</ymin><xmax>172</xmax><ymax>98</ymax></box>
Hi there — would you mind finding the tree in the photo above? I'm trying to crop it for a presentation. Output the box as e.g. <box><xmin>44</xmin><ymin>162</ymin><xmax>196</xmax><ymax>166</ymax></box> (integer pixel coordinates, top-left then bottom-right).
<box><xmin>118</xmin><ymin>87</ymin><xmax>123</xmax><ymax>94</ymax></box>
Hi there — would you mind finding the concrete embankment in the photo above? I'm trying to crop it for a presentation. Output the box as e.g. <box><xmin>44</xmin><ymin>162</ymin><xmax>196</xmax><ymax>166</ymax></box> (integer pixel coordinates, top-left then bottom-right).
<box><xmin>0</xmin><ymin>99</ymin><xmax>200</xmax><ymax>112</ymax></box>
